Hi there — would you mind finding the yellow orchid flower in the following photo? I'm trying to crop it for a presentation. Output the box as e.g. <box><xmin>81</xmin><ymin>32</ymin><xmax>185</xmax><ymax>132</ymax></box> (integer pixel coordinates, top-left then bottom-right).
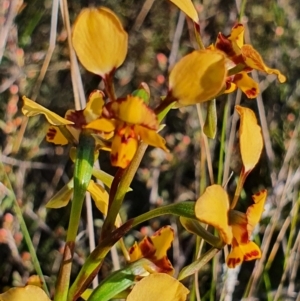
<box><xmin>195</xmin><ymin>185</ymin><xmax>267</xmax><ymax>268</ymax></box>
<box><xmin>86</xmin><ymin>95</ymin><xmax>168</xmax><ymax>168</ymax></box>
<box><xmin>72</xmin><ymin>7</ymin><xmax>128</xmax><ymax>78</ymax></box>
<box><xmin>22</xmin><ymin>90</ymin><xmax>114</xmax><ymax>147</ymax></box>
<box><xmin>168</xmin><ymin>50</ymin><xmax>227</xmax><ymax>106</ymax></box>
<box><xmin>126</xmin><ymin>273</ymin><xmax>189</xmax><ymax>301</ymax></box>
<box><xmin>215</xmin><ymin>23</ymin><xmax>286</xmax><ymax>98</ymax></box>
<box><xmin>128</xmin><ymin>226</ymin><xmax>175</xmax><ymax>275</ymax></box>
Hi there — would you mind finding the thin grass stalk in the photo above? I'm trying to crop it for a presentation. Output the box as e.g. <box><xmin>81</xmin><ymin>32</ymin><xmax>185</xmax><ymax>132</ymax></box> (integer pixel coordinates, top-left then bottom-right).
<box><xmin>0</xmin><ymin>158</ymin><xmax>49</xmax><ymax>296</ymax></box>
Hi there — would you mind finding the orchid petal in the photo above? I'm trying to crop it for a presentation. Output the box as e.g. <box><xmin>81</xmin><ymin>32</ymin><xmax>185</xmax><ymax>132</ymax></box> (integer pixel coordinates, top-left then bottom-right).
<box><xmin>0</xmin><ymin>285</ymin><xmax>51</xmax><ymax>301</ymax></box>
<box><xmin>195</xmin><ymin>185</ymin><xmax>232</xmax><ymax>244</ymax></box>
<box><xmin>126</xmin><ymin>273</ymin><xmax>189</xmax><ymax>301</ymax></box>
<box><xmin>85</xmin><ymin>118</ymin><xmax>116</xmax><ymax>133</ymax></box>
<box><xmin>235</xmin><ymin>106</ymin><xmax>263</xmax><ymax>173</ymax></box>
<box><xmin>228</xmin><ymin>23</ymin><xmax>245</xmax><ymax>49</ymax></box>
<box><xmin>111</xmin><ymin>125</ymin><xmax>138</xmax><ymax>168</ymax></box>
<box><xmin>168</xmin><ymin>0</ymin><xmax>199</xmax><ymax>23</ymax></box>
<box><xmin>151</xmin><ymin>226</ymin><xmax>174</xmax><ymax>259</ymax></box>
<box><xmin>224</xmin><ymin>81</ymin><xmax>237</xmax><ymax>94</ymax></box>
<box><xmin>46</xmin><ymin>126</ymin><xmax>69</xmax><ymax>145</ymax></box>
<box><xmin>232</xmin><ymin>72</ymin><xmax>259</xmax><ymax>98</ymax></box>
<box><xmin>231</xmin><ymin>220</ymin><xmax>249</xmax><ymax>245</ymax></box>
<box><xmin>247</xmin><ymin>189</ymin><xmax>267</xmax><ymax>236</ymax></box>
<box><xmin>128</xmin><ymin>226</ymin><xmax>174</xmax><ymax>275</ymax></box>
<box><xmin>72</xmin><ymin>7</ymin><xmax>128</xmax><ymax>77</ymax></box>
<box><xmin>227</xmin><ymin>241</ymin><xmax>261</xmax><ymax>268</ymax></box>
<box><xmin>87</xmin><ymin>180</ymin><xmax>109</xmax><ymax>215</ymax></box>
<box><xmin>226</xmin><ymin>244</ymin><xmax>243</xmax><ymax>268</ymax></box>
<box><xmin>128</xmin><ymin>241</ymin><xmax>144</xmax><ymax>262</ymax></box>
<box><xmin>135</xmin><ymin>125</ymin><xmax>168</xmax><ymax>152</ymax></box>
<box><xmin>22</xmin><ymin>96</ymin><xmax>73</xmax><ymax>126</ymax></box>
<box><xmin>169</xmin><ymin>50</ymin><xmax>227</xmax><ymax>106</ymax></box>
<box><xmin>241</xmin><ymin>44</ymin><xmax>286</xmax><ymax>83</ymax></box>
<box><xmin>104</xmin><ymin>96</ymin><xmax>159</xmax><ymax>130</ymax></box>
<box><xmin>83</xmin><ymin>90</ymin><xmax>105</xmax><ymax>123</ymax></box>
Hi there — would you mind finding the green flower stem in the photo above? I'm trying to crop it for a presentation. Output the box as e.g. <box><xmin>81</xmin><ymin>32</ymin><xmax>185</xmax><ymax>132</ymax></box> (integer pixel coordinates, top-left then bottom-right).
<box><xmin>178</xmin><ymin>247</ymin><xmax>220</xmax><ymax>280</ymax></box>
<box><xmin>131</xmin><ymin>201</ymin><xmax>196</xmax><ymax>227</ymax></box>
<box><xmin>217</xmin><ymin>99</ymin><xmax>230</xmax><ymax>185</ymax></box>
<box><xmin>68</xmin><ymin>221</ymin><xmax>133</xmax><ymax>301</ymax></box>
<box><xmin>154</xmin><ymin>94</ymin><xmax>176</xmax><ymax>115</ymax></box>
<box><xmin>55</xmin><ymin>133</ymin><xmax>95</xmax><ymax>301</ymax></box>
<box><xmin>67</xmin><ymin>134</ymin><xmax>95</xmax><ymax>241</ymax></box>
<box><xmin>227</xmin><ymin>63</ymin><xmax>246</xmax><ymax>76</ymax></box>
<box><xmin>101</xmin><ymin>142</ymin><xmax>148</xmax><ymax>239</ymax></box>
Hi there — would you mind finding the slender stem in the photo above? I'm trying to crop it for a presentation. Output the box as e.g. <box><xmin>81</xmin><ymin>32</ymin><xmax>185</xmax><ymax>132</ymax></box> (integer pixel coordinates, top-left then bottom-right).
<box><xmin>0</xmin><ymin>158</ymin><xmax>50</xmax><ymax>296</ymax></box>
<box><xmin>230</xmin><ymin>169</ymin><xmax>248</xmax><ymax>209</ymax></box>
<box><xmin>101</xmin><ymin>143</ymin><xmax>148</xmax><ymax>239</ymax></box>
<box><xmin>132</xmin><ymin>202</ymin><xmax>196</xmax><ymax>228</ymax></box>
<box><xmin>55</xmin><ymin>133</ymin><xmax>95</xmax><ymax>301</ymax></box>
<box><xmin>154</xmin><ymin>94</ymin><xmax>176</xmax><ymax>115</ymax></box>
<box><xmin>104</xmin><ymin>72</ymin><xmax>116</xmax><ymax>102</ymax></box>
<box><xmin>193</xmin><ymin>23</ymin><xmax>205</xmax><ymax>50</ymax></box>
<box><xmin>108</xmin><ymin>168</ymin><xmax>125</xmax><ymax>210</ymax></box>
<box><xmin>217</xmin><ymin>99</ymin><xmax>230</xmax><ymax>185</ymax></box>
<box><xmin>178</xmin><ymin>247</ymin><xmax>220</xmax><ymax>281</ymax></box>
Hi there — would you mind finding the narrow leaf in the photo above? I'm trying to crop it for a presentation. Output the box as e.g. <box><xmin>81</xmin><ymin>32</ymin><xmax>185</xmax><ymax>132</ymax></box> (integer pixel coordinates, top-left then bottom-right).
<box><xmin>178</xmin><ymin>248</ymin><xmax>219</xmax><ymax>280</ymax></box>
<box><xmin>203</xmin><ymin>99</ymin><xmax>217</xmax><ymax>139</ymax></box>
<box><xmin>87</xmin><ymin>259</ymin><xmax>157</xmax><ymax>301</ymax></box>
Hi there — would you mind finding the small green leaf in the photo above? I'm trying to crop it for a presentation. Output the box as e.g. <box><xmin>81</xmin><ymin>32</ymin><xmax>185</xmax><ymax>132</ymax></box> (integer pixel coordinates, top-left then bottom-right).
<box><xmin>132</xmin><ymin>82</ymin><xmax>150</xmax><ymax>104</ymax></box>
<box><xmin>180</xmin><ymin>217</ymin><xmax>223</xmax><ymax>248</ymax></box>
<box><xmin>203</xmin><ymin>99</ymin><xmax>217</xmax><ymax>139</ymax></box>
<box><xmin>87</xmin><ymin>259</ymin><xmax>156</xmax><ymax>301</ymax></box>
<box><xmin>46</xmin><ymin>179</ymin><xmax>74</xmax><ymax>208</ymax></box>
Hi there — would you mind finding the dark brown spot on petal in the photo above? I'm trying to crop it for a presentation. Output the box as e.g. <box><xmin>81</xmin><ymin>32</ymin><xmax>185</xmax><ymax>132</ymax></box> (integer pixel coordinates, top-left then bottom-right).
<box><xmin>227</xmin><ymin>257</ymin><xmax>241</xmax><ymax>267</ymax></box>
<box><xmin>152</xmin><ymin>256</ymin><xmax>174</xmax><ymax>274</ymax></box>
<box><xmin>66</xmin><ymin>110</ymin><xmax>86</xmax><ymax>129</ymax></box>
<box><xmin>47</xmin><ymin>128</ymin><xmax>57</xmax><ymax>140</ymax></box>
<box><xmin>245</xmin><ymin>87</ymin><xmax>258</xmax><ymax>98</ymax></box>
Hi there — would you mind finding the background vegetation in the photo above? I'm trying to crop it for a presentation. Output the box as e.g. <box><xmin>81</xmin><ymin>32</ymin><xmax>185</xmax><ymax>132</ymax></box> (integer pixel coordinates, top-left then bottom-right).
<box><xmin>0</xmin><ymin>0</ymin><xmax>299</xmax><ymax>300</ymax></box>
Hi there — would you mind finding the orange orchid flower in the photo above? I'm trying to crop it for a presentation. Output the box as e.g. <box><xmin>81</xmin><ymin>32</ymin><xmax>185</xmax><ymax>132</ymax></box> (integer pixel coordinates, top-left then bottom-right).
<box><xmin>86</xmin><ymin>95</ymin><xmax>168</xmax><ymax>168</ymax></box>
<box><xmin>215</xmin><ymin>23</ymin><xmax>286</xmax><ymax>98</ymax></box>
<box><xmin>127</xmin><ymin>226</ymin><xmax>175</xmax><ymax>275</ymax></box>
<box><xmin>22</xmin><ymin>90</ymin><xmax>114</xmax><ymax>147</ymax></box>
<box><xmin>195</xmin><ymin>185</ymin><xmax>267</xmax><ymax>268</ymax></box>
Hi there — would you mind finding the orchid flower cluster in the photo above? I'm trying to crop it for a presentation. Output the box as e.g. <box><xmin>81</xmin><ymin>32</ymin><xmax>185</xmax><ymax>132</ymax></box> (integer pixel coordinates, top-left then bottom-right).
<box><xmin>2</xmin><ymin>0</ymin><xmax>287</xmax><ymax>301</ymax></box>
